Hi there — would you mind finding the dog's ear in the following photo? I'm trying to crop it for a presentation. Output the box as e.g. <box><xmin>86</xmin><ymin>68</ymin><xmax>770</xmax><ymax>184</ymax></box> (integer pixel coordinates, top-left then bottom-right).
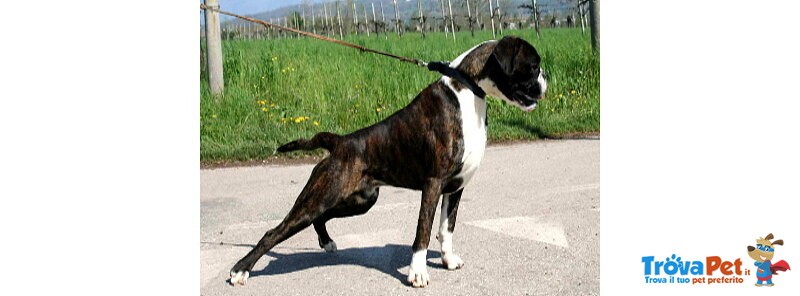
<box><xmin>491</xmin><ymin>36</ymin><xmax>539</xmax><ymax>76</ymax></box>
<box><xmin>772</xmin><ymin>239</ymin><xmax>784</xmax><ymax>246</ymax></box>
<box><xmin>765</xmin><ymin>233</ymin><xmax>775</xmax><ymax>240</ymax></box>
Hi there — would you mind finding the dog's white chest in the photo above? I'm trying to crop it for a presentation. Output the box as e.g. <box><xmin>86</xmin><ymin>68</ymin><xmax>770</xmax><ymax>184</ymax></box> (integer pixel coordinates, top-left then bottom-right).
<box><xmin>444</xmin><ymin>77</ymin><xmax>487</xmax><ymax>186</ymax></box>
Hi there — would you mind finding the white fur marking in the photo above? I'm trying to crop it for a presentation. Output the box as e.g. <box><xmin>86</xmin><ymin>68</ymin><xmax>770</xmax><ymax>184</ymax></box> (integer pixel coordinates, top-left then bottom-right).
<box><xmin>443</xmin><ymin>77</ymin><xmax>487</xmax><ymax>188</ymax></box>
<box><xmin>407</xmin><ymin>249</ymin><xmax>430</xmax><ymax>287</ymax></box>
<box><xmin>537</xmin><ymin>71</ymin><xmax>548</xmax><ymax>95</ymax></box>
<box><xmin>438</xmin><ymin>196</ymin><xmax>465</xmax><ymax>270</ymax></box>
<box><xmin>322</xmin><ymin>241</ymin><xmax>337</xmax><ymax>252</ymax></box>
<box><xmin>229</xmin><ymin>270</ymin><xmax>249</xmax><ymax>286</ymax></box>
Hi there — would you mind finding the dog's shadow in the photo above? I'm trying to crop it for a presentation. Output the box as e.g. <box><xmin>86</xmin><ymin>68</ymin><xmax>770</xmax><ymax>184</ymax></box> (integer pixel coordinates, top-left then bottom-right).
<box><xmin>251</xmin><ymin>244</ymin><xmax>442</xmax><ymax>283</ymax></box>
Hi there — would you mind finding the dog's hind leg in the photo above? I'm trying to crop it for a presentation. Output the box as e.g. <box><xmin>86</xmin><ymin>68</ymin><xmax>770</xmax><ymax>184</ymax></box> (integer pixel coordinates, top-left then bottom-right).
<box><xmin>228</xmin><ymin>159</ymin><xmax>360</xmax><ymax>286</ymax></box>
<box><xmin>313</xmin><ymin>187</ymin><xmax>380</xmax><ymax>252</ymax></box>
<box><xmin>437</xmin><ymin>189</ymin><xmax>465</xmax><ymax>270</ymax></box>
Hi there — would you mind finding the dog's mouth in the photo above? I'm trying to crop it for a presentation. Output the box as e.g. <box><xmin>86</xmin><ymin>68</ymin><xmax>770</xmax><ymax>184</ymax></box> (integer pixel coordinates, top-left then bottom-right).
<box><xmin>514</xmin><ymin>92</ymin><xmax>543</xmax><ymax>112</ymax></box>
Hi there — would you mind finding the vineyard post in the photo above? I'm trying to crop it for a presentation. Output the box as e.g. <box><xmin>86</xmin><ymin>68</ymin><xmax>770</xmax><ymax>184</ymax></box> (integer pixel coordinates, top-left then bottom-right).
<box><xmin>440</xmin><ymin>0</ymin><xmax>448</xmax><ymax>38</ymax></box>
<box><xmin>353</xmin><ymin>2</ymin><xmax>359</xmax><ymax>36</ymax></box>
<box><xmin>203</xmin><ymin>0</ymin><xmax>224</xmax><ymax>95</ymax></box>
<box><xmin>447</xmin><ymin>0</ymin><xmax>456</xmax><ymax>41</ymax></box>
<box><xmin>488</xmin><ymin>0</ymin><xmax>496</xmax><ymax>38</ymax></box>
<box><xmin>466</xmin><ymin>0</ymin><xmax>474</xmax><ymax>37</ymax></box>
<box><xmin>364</xmin><ymin>3</ymin><xmax>370</xmax><ymax>36</ymax></box>
<box><xmin>589</xmin><ymin>0</ymin><xmax>599</xmax><ymax>52</ymax></box>
<box><xmin>337</xmin><ymin>1</ymin><xmax>344</xmax><ymax>39</ymax></box>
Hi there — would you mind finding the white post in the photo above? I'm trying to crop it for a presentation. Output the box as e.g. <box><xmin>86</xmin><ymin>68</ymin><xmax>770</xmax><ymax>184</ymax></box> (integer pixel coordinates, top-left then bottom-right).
<box><xmin>363</xmin><ymin>3</ymin><xmax>370</xmax><ymax>36</ymax></box>
<box><xmin>440</xmin><ymin>0</ymin><xmax>448</xmax><ymax>38</ymax></box>
<box><xmin>466</xmin><ymin>0</ymin><xmax>473</xmax><ymax>37</ymax></box>
<box><xmin>372</xmin><ymin>2</ymin><xmax>378</xmax><ymax>36</ymax></box>
<box><xmin>495</xmin><ymin>0</ymin><xmax>503</xmax><ymax>35</ymax></box>
<box><xmin>312</xmin><ymin>3</ymin><xmax>317</xmax><ymax>35</ymax></box>
<box><xmin>418</xmin><ymin>0</ymin><xmax>425</xmax><ymax>37</ymax></box>
<box><xmin>447</xmin><ymin>0</ymin><xmax>456</xmax><ymax>41</ymax></box>
<box><xmin>336</xmin><ymin>1</ymin><xmax>344</xmax><ymax>39</ymax></box>
<box><xmin>392</xmin><ymin>0</ymin><xmax>401</xmax><ymax>35</ymax></box>
<box><xmin>578</xmin><ymin>1</ymin><xmax>585</xmax><ymax>34</ymax></box>
<box><xmin>488</xmin><ymin>0</ymin><xmax>496</xmax><ymax>38</ymax></box>
<box><xmin>203</xmin><ymin>0</ymin><xmax>223</xmax><ymax>95</ymax></box>
<box><xmin>353</xmin><ymin>2</ymin><xmax>359</xmax><ymax>36</ymax></box>
<box><xmin>380</xmin><ymin>1</ymin><xmax>388</xmax><ymax>38</ymax></box>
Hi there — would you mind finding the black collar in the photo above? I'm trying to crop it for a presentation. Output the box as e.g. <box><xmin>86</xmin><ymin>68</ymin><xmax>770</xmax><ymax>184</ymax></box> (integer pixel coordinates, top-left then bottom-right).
<box><xmin>426</xmin><ymin>61</ymin><xmax>487</xmax><ymax>99</ymax></box>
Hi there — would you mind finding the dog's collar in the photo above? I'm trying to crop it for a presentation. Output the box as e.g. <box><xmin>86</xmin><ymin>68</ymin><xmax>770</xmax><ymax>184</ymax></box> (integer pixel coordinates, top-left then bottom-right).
<box><xmin>427</xmin><ymin>61</ymin><xmax>487</xmax><ymax>99</ymax></box>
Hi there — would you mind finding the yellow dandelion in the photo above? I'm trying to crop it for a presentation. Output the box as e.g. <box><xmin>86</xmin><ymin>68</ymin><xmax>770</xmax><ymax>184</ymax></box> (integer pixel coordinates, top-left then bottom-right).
<box><xmin>376</xmin><ymin>107</ymin><xmax>382</xmax><ymax>112</ymax></box>
<box><xmin>261</xmin><ymin>107</ymin><xmax>268</xmax><ymax>112</ymax></box>
<box><xmin>313</xmin><ymin>121</ymin><xmax>320</xmax><ymax>126</ymax></box>
<box><xmin>270</xmin><ymin>103</ymin><xmax>276</xmax><ymax>107</ymax></box>
<box><xmin>570</xmin><ymin>90</ymin><xmax>577</xmax><ymax>94</ymax></box>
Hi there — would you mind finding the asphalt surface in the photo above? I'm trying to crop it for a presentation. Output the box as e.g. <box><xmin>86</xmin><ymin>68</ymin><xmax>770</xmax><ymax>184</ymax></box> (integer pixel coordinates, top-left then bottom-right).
<box><xmin>200</xmin><ymin>139</ymin><xmax>599</xmax><ymax>296</ymax></box>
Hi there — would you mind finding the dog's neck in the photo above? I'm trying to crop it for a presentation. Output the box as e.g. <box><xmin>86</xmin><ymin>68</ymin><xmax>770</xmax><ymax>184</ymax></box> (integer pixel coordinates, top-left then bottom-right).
<box><xmin>427</xmin><ymin>62</ymin><xmax>486</xmax><ymax>98</ymax></box>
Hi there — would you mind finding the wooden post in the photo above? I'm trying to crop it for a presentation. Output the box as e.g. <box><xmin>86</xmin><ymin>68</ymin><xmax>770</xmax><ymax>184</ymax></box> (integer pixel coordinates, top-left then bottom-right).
<box><xmin>203</xmin><ymin>0</ymin><xmax>223</xmax><ymax>95</ymax></box>
<box><xmin>475</xmin><ymin>1</ymin><xmax>481</xmax><ymax>30</ymax></box>
<box><xmin>578</xmin><ymin>1</ymin><xmax>585</xmax><ymax>34</ymax></box>
<box><xmin>363</xmin><ymin>3</ymin><xmax>370</xmax><ymax>36</ymax></box>
<box><xmin>380</xmin><ymin>1</ymin><xmax>388</xmax><ymax>38</ymax></box>
<box><xmin>417</xmin><ymin>0</ymin><xmax>425</xmax><ymax>37</ymax></box>
<box><xmin>392</xmin><ymin>0</ymin><xmax>401</xmax><ymax>36</ymax></box>
<box><xmin>336</xmin><ymin>1</ymin><xmax>344</xmax><ymax>39</ymax></box>
<box><xmin>447</xmin><ymin>0</ymin><xmax>456</xmax><ymax>41</ymax></box>
<box><xmin>440</xmin><ymin>0</ymin><xmax>448</xmax><ymax>38</ymax></box>
<box><xmin>589</xmin><ymin>0</ymin><xmax>599</xmax><ymax>52</ymax></box>
<box><xmin>532</xmin><ymin>0</ymin><xmax>540</xmax><ymax>38</ymax></box>
<box><xmin>372</xmin><ymin>2</ymin><xmax>378</xmax><ymax>36</ymax></box>
<box><xmin>495</xmin><ymin>0</ymin><xmax>502</xmax><ymax>35</ymax></box>
<box><xmin>353</xmin><ymin>2</ymin><xmax>359</xmax><ymax>36</ymax></box>
<box><xmin>467</xmin><ymin>0</ymin><xmax>476</xmax><ymax>37</ymax></box>
<box><xmin>312</xmin><ymin>3</ymin><xmax>317</xmax><ymax>35</ymax></box>
<box><xmin>488</xmin><ymin>0</ymin><xmax>496</xmax><ymax>38</ymax></box>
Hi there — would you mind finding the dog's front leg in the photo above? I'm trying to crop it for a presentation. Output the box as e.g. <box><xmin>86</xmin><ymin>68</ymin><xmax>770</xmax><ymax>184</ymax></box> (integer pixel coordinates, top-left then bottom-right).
<box><xmin>407</xmin><ymin>179</ymin><xmax>442</xmax><ymax>288</ymax></box>
<box><xmin>439</xmin><ymin>189</ymin><xmax>465</xmax><ymax>270</ymax></box>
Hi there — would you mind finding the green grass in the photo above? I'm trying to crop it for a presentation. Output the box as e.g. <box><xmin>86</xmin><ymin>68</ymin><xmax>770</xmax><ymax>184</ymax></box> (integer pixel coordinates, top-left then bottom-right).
<box><xmin>200</xmin><ymin>28</ymin><xmax>599</xmax><ymax>162</ymax></box>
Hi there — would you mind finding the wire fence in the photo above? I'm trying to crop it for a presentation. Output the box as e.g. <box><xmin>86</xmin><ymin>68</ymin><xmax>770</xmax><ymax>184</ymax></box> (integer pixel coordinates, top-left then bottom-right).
<box><xmin>200</xmin><ymin>0</ymin><xmax>593</xmax><ymax>41</ymax></box>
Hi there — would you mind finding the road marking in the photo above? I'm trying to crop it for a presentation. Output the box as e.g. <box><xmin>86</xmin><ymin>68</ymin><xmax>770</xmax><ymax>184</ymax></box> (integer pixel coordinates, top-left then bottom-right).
<box><xmin>465</xmin><ymin>216</ymin><xmax>569</xmax><ymax>248</ymax></box>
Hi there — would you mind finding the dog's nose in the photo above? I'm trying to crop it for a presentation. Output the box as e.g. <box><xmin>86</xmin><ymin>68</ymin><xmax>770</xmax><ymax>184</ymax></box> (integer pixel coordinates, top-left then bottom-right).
<box><xmin>747</xmin><ymin>246</ymin><xmax>755</xmax><ymax>252</ymax></box>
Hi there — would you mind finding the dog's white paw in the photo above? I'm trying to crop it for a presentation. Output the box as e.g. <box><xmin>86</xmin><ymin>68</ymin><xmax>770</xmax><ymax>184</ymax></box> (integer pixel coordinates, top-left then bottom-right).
<box><xmin>442</xmin><ymin>253</ymin><xmax>465</xmax><ymax>270</ymax></box>
<box><xmin>229</xmin><ymin>270</ymin><xmax>249</xmax><ymax>286</ymax></box>
<box><xmin>322</xmin><ymin>241</ymin><xmax>337</xmax><ymax>252</ymax></box>
<box><xmin>407</xmin><ymin>266</ymin><xmax>430</xmax><ymax>288</ymax></box>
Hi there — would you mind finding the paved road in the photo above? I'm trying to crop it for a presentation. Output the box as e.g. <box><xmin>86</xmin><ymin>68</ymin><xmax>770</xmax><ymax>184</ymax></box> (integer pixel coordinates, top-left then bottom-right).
<box><xmin>200</xmin><ymin>139</ymin><xmax>599</xmax><ymax>296</ymax></box>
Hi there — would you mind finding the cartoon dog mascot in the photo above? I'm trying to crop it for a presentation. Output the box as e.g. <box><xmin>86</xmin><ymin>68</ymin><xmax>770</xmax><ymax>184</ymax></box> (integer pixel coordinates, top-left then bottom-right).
<box><xmin>747</xmin><ymin>233</ymin><xmax>791</xmax><ymax>287</ymax></box>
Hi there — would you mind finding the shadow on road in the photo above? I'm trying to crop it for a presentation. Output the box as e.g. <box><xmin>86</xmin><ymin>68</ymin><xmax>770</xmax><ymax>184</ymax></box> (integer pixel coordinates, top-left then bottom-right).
<box><xmin>249</xmin><ymin>244</ymin><xmax>442</xmax><ymax>284</ymax></box>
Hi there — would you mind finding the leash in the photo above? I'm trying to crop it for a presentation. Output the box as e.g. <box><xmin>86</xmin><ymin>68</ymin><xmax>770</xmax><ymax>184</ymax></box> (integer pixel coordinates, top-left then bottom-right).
<box><xmin>200</xmin><ymin>4</ymin><xmax>486</xmax><ymax>98</ymax></box>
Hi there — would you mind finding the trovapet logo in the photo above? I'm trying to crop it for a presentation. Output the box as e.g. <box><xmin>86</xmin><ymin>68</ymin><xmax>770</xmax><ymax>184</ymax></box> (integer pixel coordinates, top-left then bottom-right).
<box><xmin>641</xmin><ymin>254</ymin><xmax>746</xmax><ymax>285</ymax></box>
<box><xmin>641</xmin><ymin>232</ymin><xmax>792</xmax><ymax>286</ymax></box>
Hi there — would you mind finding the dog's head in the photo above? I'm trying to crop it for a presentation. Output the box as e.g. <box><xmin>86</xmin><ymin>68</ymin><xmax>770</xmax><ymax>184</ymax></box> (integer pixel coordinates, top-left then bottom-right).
<box><xmin>454</xmin><ymin>36</ymin><xmax>548</xmax><ymax>112</ymax></box>
<box><xmin>747</xmin><ymin>233</ymin><xmax>783</xmax><ymax>262</ymax></box>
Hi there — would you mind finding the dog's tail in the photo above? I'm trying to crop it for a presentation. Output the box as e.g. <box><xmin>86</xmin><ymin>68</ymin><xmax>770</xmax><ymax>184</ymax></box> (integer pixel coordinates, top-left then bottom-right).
<box><xmin>277</xmin><ymin>132</ymin><xmax>341</xmax><ymax>153</ymax></box>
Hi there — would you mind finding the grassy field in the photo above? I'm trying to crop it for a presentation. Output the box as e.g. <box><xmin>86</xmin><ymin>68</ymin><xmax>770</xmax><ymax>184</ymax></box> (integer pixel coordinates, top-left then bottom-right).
<box><xmin>200</xmin><ymin>28</ymin><xmax>599</xmax><ymax>163</ymax></box>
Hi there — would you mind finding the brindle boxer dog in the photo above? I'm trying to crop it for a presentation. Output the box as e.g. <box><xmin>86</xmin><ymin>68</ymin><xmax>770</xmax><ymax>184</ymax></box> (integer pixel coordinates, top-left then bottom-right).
<box><xmin>229</xmin><ymin>36</ymin><xmax>548</xmax><ymax>288</ymax></box>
